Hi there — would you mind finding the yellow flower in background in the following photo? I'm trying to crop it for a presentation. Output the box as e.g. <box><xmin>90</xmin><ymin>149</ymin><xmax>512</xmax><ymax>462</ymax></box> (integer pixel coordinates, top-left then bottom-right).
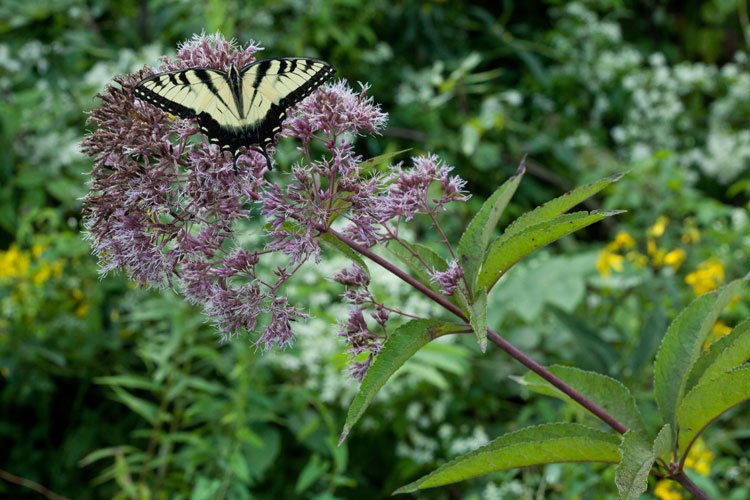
<box><xmin>0</xmin><ymin>244</ymin><xmax>31</xmax><ymax>279</ymax></box>
<box><xmin>654</xmin><ymin>480</ymin><xmax>682</xmax><ymax>500</ymax></box>
<box><xmin>682</xmin><ymin>226</ymin><xmax>700</xmax><ymax>244</ymax></box>
<box><xmin>647</xmin><ymin>240</ymin><xmax>666</xmax><ymax>266</ymax></box>
<box><xmin>649</xmin><ymin>215</ymin><xmax>669</xmax><ymax>238</ymax></box>
<box><xmin>663</xmin><ymin>248</ymin><xmax>686</xmax><ymax>271</ymax></box>
<box><xmin>32</xmin><ymin>243</ymin><xmax>46</xmax><ymax>258</ymax></box>
<box><xmin>75</xmin><ymin>303</ymin><xmax>90</xmax><ymax>317</ymax></box>
<box><xmin>33</xmin><ymin>262</ymin><xmax>53</xmax><ymax>286</ymax></box>
<box><xmin>684</xmin><ymin>438</ymin><xmax>714</xmax><ymax>476</ymax></box>
<box><xmin>685</xmin><ymin>260</ymin><xmax>724</xmax><ymax>295</ymax></box>
<box><xmin>626</xmin><ymin>251</ymin><xmax>648</xmax><ymax>269</ymax></box>
<box><xmin>597</xmin><ymin>249</ymin><xmax>624</xmax><ymax>278</ymax></box>
<box><xmin>703</xmin><ymin>320</ymin><xmax>733</xmax><ymax>349</ymax></box>
<box><xmin>51</xmin><ymin>261</ymin><xmax>63</xmax><ymax>277</ymax></box>
<box><xmin>609</xmin><ymin>231</ymin><xmax>636</xmax><ymax>251</ymax></box>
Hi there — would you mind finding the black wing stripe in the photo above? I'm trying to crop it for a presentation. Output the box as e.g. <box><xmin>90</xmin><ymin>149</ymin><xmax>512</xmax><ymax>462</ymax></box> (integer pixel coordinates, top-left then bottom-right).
<box><xmin>192</xmin><ymin>69</ymin><xmax>233</xmax><ymax>114</ymax></box>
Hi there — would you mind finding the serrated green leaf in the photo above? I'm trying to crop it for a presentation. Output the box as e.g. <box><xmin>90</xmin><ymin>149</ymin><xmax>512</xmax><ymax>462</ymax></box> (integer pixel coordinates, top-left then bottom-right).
<box><xmin>457</xmin><ymin>165</ymin><xmax>524</xmax><ymax>289</ymax></box>
<box><xmin>518</xmin><ymin>365</ymin><xmax>648</xmax><ymax>436</ymax></box>
<box><xmin>654</xmin><ymin>279</ymin><xmax>745</xmax><ymax>430</ymax></box>
<box><xmin>340</xmin><ymin>320</ymin><xmax>457</xmax><ymax>444</ymax></box>
<box><xmin>469</xmin><ymin>287</ymin><xmax>488</xmax><ymax>352</ymax></box>
<box><xmin>653</xmin><ymin>424</ymin><xmax>673</xmax><ymax>464</ymax></box>
<box><xmin>385</xmin><ymin>241</ymin><xmax>447</xmax><ymax>294</ymax></box>
<box><xmin>320</xmin><ymin>233</ymin><xmax>370</xmax><ymax>278</ymax></box>
<box><xmin>502</xmin><ymin>172</ymin><xmax>625</xmax><ymax>239</ymax></box>
<box><xmin>677</xmin><ymin>366</ymin><xmax>750</xmax><ymax>459</ymax></box>
<box><xmin>615</xmin><ymin>431</ymin><xmax>654</xmax><ymax>500</ymax></box>
<box><xmin>479</xmin><ymin>210</ymin><xmax>623</xmax><ymax>292</ymax></box>
<box><xmin>393</xmin><ymin>423</ymin><xmax>620</xmax><ymax>494</ymax></box>
<box><xmin>686</xmin><ymin>318</ymin><xmax>750</xmax><ymax>390</ymax></box>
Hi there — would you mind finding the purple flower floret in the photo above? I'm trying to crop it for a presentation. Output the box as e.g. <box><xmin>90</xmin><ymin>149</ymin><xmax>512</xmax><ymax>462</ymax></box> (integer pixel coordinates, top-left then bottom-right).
<box><xmin>430</xmin><ymin>259</ymin><xmax>464</xmax><ymax>296</ymax></box>
<box><xmin>337</xmin><ymin>308</ymin><xmax>383</xmax><ymax>382</ymax></box>
<box><xmin>332</xmin><ymin>264</ymin><xmax>370</xmax><ymax>288</ymax></box>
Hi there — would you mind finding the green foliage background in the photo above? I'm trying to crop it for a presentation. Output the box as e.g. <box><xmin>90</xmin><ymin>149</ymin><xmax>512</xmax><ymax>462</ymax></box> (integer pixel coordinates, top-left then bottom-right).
<box><xmin>2</xmin><ymin>0</ymin><xmax>750</xmax><ymax>498</ymax></box>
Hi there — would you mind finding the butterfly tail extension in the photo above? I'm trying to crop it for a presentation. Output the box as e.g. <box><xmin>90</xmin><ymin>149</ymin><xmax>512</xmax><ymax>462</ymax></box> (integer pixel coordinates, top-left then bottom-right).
<box><xmin>259</xmin><ymin>145</ymin><xmax>273</xmax><ymax>171</ymax></box>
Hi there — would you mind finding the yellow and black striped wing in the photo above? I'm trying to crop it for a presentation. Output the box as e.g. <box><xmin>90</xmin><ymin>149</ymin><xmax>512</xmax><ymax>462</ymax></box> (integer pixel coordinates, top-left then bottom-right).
<box><xmin>239</xmin><ymin>58</ymin><xmax>336</xmax><ymax>152</ymax></box>
<box><xmin>133</xmin><ymin>68</ymin><xmax>246</xmax><ymax>153</ymax></box>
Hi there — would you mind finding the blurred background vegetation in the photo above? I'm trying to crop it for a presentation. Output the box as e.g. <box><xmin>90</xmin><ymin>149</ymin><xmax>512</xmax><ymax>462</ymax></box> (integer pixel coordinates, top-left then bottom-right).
<box><xmin>2</xmin><ymin>0</ymin><xmax>750</xmax><ymax>498</ymax></box>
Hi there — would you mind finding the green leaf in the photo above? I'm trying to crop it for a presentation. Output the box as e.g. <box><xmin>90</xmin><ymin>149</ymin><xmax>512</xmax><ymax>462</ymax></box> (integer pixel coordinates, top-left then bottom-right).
<box><xmin>502</xmin><ymin>172</ymin><xmax>625</xmax><ymax>239</ymax></box>
<box><xmin>320</xmin><ymin>233</ymin><xmax>370</xmax><ymax>278</ymax></box>
<box><xmin>393</xmin><ymin>423</ymin><xmax>620</xmax><ymax>494</ymax></box>
<box><xmin>339</xmin><ymin>320</ymin><xmax>457</xmax><ymax>444</ymax></box>
<box><xmin>457</xmin><ymin>164</ymin><xmax>524</xmax><ymax>289</ymax></box>
<box><xmin>469</xmin><ymin>287</ymin><xmax>488</xmax><ymax>352</ymax></box>
<box><xmin>359</xmin><ymin>148</ymin><xmax>411</xmax><ymax>173</ymax></box>
<box><xmin>676</xmin><ymin>366</ymin><xmax>750</xmax><ymax>459</ymax></box>
<box><xmin>654</xmin><ymin>279</ymin><xmax>745</xmax><ymax>429</ymax></box>
<box><xmin>114</xmin><ymin>451</ymin><xmax>137</xmax><ymax>498</ymax></box>
<box><xmin>108</xmin><ymin>386</ymin><xmax>161</xmax><ymax>425</ymax></box>
<box><xmin>686</xmin><ymin>318</ymin><xmax>750</xmax><ymax>390</ymax></box>
<box><xmin>230</xmin><ymin>449</ymin><xmax>252</xmax><ymax>484</ymax></box>
<box><xmin>550</xmin><ymin>305</ymin><xmax>617</xmax><ymax>373</ymax></box>
<box><xmin>628</xmin><ymin>302</ymin><xmax>669</xmax><ymax>375</ymax></box>
<box><xmin>652</xmin><ymin>424</ymin><xmax>673</xmax><ymax>464</ymax></box>
<box><xmin>615</xmin><ymin>431</ymin><xmax>654</xmax><ymax>500</ymax></box>
<box><xmin>490</xmin><ymin>252</ymin><xmax>597</xmax><ymax>322</ymax></box>
<box><xmin>517</xmin><ymin>365</ymin><xmax>648</xmax><ymax>436</ymax></box>
<box><xmin>478</xmin><ymin>210</ymin><xmax>623</xmax><ymax>291</ymax></box>
<box><xmin>79</xmin><ymin>446</ymin><xmax>140</xmax><ymax>467</ymax></box>
<box><xmin>191</xmin><ymin>477</ymin><xmax>222</xmax><ymax>500</ymax></box>
<box><xmin>295</xmin><ymin>454</ymin><xmax>328</xmax><ymax>494</ymax></box>
<box><xmin>385</xmin><ymin>241</ymin><xmax>447</xmax><ymax>294</ymax></box>
<box><xmin>454</xmin><ymin>287</ymin><xmax>471</xmax><ymax>318</ymax></box>
<box><xmin>94</xmin><ymin>375</ymin><xmax>159</xmax><ymax>391</ymax></box>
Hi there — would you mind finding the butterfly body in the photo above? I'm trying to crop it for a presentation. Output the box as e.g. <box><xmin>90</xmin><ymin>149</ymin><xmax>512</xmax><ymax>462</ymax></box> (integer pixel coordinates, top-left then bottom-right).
<box><xmin>133</xmin><ymin>57</ymin><xmax>336</xmax><ymax>172</ymax></box>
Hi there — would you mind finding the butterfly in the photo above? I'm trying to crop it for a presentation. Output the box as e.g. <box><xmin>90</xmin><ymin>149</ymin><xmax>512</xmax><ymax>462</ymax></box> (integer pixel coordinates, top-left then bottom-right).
<box><xmin>132</xmin><ymin>57</ymin><xmax>335</xmax><ymax>172</ymax></box>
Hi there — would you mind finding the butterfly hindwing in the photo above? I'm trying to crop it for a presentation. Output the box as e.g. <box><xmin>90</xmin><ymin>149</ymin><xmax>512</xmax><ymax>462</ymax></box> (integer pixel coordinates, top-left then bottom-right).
<box><xmin>239</xmin><ymin>58</ymin><xmax>336</xmax><ymax>152</ymax></box>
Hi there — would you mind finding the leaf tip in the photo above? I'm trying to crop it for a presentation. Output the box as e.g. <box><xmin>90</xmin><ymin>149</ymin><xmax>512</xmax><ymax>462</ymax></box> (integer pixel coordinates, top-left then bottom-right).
<box><xmin>391</xmin><ymin>484</ymin><xmax>414</xmax><ymax>495</ymax></box>
<box><xmin>338</xmin><ymin>431</ymin><xmax>349</xmax><ymax>447</ymax></box>
<box><xmin>516</xmin><ymin>155</ymin><xmax>528</xmax><ymax>176</ymax></box>
<box><xmin>607</xmin><ymin>170</ymin><xmax>629</xmax><ymax>182</ymax></box>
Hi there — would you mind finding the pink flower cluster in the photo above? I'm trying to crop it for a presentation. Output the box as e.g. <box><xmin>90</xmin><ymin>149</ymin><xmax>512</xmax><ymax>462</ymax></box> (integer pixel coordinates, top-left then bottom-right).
<box><xmin>82</xmin><ymin>33</ymin><xmax>471</xmax><ymax>376</ymax></box>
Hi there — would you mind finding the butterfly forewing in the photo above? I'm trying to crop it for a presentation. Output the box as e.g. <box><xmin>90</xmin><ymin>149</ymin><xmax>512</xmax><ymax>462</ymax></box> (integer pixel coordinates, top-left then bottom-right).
<box><xmin>133</xmin><ymin>69</ymin><xmax>244</xmax><ymax>151</ymax></box>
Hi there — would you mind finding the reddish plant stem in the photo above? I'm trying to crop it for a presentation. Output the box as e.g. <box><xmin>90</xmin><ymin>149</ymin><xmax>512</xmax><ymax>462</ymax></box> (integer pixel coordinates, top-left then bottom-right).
<box><xmin>0</xmin><ymin>469</ymin><xmax>72</xmax><ymax>500</ymax></box>
<box><xmin>674</xmin><ymin>473</ymin><xmax>711</xmax><ymax>500</ymax></box>
<box><xmin>323</xmin><ymin>225</ymin><xmax>629</xmax><ymax>435</ymax></box>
